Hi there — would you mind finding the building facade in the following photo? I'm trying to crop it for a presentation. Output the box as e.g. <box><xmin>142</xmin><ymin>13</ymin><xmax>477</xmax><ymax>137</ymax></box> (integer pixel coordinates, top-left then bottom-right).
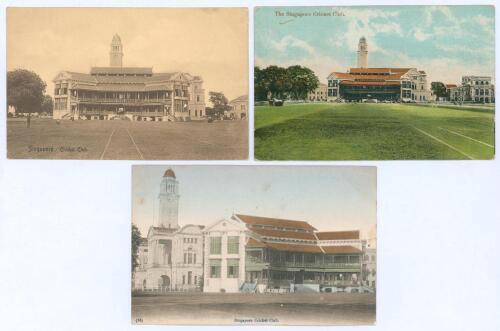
<box><xmin>53</xmin><ymin>35</ymin><xmax>205</xmax><ymax>121</ymax></box>
<box><xmin>228</xmin><ymin>95</ymin><xmax>248</xmax><ymax>120</ymax></box>
<box><xmin>327</xmin><ymin>37</ymin><xmax>431</xmax><ymax>103</ymax></box>
<box><xmin>449</xmin><ymin>76</ymin><xmax>495</xmax><ymax>104</ymax></box>
<box><xmin>307</xmin><ymin>83</ymin><xmax>328</xmax><ymax>102</ymax></box>
<box><xmin>133</xmin><ymin>169</ymin><xmax>204</xmax><ymax>291</ymax></box>
<box><xmin>362</xmin><ymin>247</ymin><xmax>376</xmax><ymax>289</ymax></box>
<box><xmin>203</xmin><ymin>214</ymin><xmax>366</xmax><ymax>293</ymax></box>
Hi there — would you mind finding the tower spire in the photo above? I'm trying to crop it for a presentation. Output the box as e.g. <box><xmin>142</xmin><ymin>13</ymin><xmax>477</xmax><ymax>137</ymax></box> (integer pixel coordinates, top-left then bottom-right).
<box><xmin>157</xmin><ymin>169</ymin><xmax>180</xmax><ymax>229</ymax></box>
<box><xmin>110</xmin><ymin>34</ymin><xmax>123</xmax><ymax>67</ymax></box>
<box><xmin>357</xmin><ymin>36</ymin><xmax>368</xmax><ymax>68</ymax></box>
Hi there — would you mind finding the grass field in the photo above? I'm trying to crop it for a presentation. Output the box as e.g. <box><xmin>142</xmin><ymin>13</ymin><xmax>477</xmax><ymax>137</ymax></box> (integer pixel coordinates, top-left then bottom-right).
<box><xmin>7</xmin><ymin>118</ymin><xmax>248</xmax><ymax>160</ymax></box>
<box><xmin>132</xmin><ymin>292</ymin><xmax>375</xmax><ymax>325</ymax></box>
<box><xmin>254</xmin><ymin>103</ymin><xmax>495</xmax><ymax>160</ymax></box>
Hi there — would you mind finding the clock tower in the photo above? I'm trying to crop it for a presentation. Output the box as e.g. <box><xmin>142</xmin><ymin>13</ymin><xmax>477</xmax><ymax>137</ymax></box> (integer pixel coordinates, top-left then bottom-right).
<box><xmin>158</xmin><ymin>169</ymin><xmax>180</xmax><ymax>229</ymax></box>
<box><xmin>110</xmin><ymin>34</ymin><xmax>123</xmax><ymax>67</ymax></box>
<box><xmin>357</xmin><ymin>36</ymin><xmax>368</xmax><ymax>68</ymax></box>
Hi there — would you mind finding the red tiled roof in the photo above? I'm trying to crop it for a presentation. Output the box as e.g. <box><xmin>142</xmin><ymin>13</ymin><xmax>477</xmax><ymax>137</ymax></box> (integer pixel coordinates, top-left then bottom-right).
<box><xmin>446</xmin><ymin>84</ymin><xmax>457</xmax><ymax>88</ymax></box>
<box><xmin>147</xmin><ymin>73</ymin><xmax>178</xmax><ymax>82</ymax></box>
<box><xmin>65</xmin><ymin>72</ymin><xmax>97</xmax><ymax>83</ymax></box>
<box><xmin>250</xmin><ymin>227</ymin><xmax>317</xmax><ymax>240</ymax></box>
<box><xmin>246</xmin><ymin>237</ymin><xmax>267</xmax><ymax>248</ymax></box>
<box><xmin>316</xmin><ymin>231</ymin><xmax>360</xmax><ymax>240</ymax></box>
<box><xmin>349</xmin><ymin>67</ymin><xmax>411</xmax><ymax>74</ymax></box>
<box><xmin>321</xmin><ymin>245</ymin><xmax>362</xmax><ymax>254</ymax></box>
<box><xmin>95</xmin><ymin>75</ymin><xmax>149</xmax><ymax>84</ymax></box>
<box><xmin>266</xmin><ymin>242</ymin><xmax>323</xmax><ymax>253</ymax></box>
<box><xmin>350</xmin><ymin>68</ymin><xmax>390</xmax><ymax>74</ymax></box>
<box><xmin>163</xmin><ymin>169</ymin><xmax>176</xmax><ymax>178</ymax></box>
<box><xmin>352</xmin><ymin>74</ymin><xmax>406</xmax><ymax>80</ymax></box>
<box><xmin>236</xmin><ymin>214</ymin><xmax>317</xmax><ymax>231</ymax></box>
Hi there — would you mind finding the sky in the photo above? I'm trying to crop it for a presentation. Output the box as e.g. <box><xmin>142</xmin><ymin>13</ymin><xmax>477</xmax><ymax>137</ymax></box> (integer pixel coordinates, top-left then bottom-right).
<box><xmin>132</xmin><ymin>166</ymin><xmax>377</xmax><ymax>240</ymax></box>
<box><xmin>255</xmin><ymin>6</ymin><xmax>495</xmax><ymax>85</ymax></box>
<box><xmin>7</xmin><ymin>8</ymin><xmax>248</xmax><ymax>102</ymax></box>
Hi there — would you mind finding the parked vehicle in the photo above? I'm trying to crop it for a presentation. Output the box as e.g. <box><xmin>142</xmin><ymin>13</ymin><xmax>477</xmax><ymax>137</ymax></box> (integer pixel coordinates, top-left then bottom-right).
<box><xmin>269</xmin><ymin>99</ymin><xmax>284</xmax><ymax>106</ymax></box>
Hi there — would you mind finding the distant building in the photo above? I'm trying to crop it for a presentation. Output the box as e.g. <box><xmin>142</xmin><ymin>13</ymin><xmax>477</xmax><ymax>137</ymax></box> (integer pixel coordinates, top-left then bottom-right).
<box><xmin>307</xmin><ymin>83</ymin><xmax>327</xmax><ymax>102</ymax></box>
<box><xmin>449</xmin><ymin>76</ymin><xmax>495</xmax><ymax>103</ymax></box>
<box><xmin>53</xmin><ymin>34</ymin><xmax>205</xmax><ymax>121</ymax></box>
<box><xmin>361</xmin><ymin>224</ymin><xmax>376</xmax><ymax>289</ymax></box>
<box><xmin>442</xmin><ymin>84</ymin><xmax>458</xmax><ymax>102</ymax></box>
<box><xmin>228</xmin><ymin>95</ymin><xmax>248</xmax><ymax>120</ymax></box>
<box><xmin>133</xmin><ymin>169</ymin><xmax>204</xmax><ymax>292</ymax></box>
<box><xmin>203</xmin><ymin>214</ymin><xmax>365</xmax><ymax>293</ymax></box>
<box><xmin>362</xmin><ymin>246</ymin><xmax>376</xmax><ymax>289</ymax></box>
<box><xmin>327</xmin><ymin>37</ymin><xmax>431</xmax><ymax>103</ymax></box>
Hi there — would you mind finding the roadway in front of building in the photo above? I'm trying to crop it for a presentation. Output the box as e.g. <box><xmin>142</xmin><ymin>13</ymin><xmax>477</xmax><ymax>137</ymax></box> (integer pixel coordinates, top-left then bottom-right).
<box><xmin>131</xmin><ymin>292</ymin><xmax>376</xmax><ymax>325</ymax></box>
<box><xmin>100</xmin><ymin>126</ymin><xmax>144</xmax><ymax>160</ymax></box>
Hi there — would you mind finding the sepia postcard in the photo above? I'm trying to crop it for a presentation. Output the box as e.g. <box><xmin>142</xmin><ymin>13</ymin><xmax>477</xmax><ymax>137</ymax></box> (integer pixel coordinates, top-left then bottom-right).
<box><xmin>6</xmin><ymin>8</ymin><xmax>248</xmax><ymax>160</ymax></box>
<box><xmin>131</xmin><ymin>165</ymin><xmax>377</xmax><ymax>325</ymax></box>
<box><xmin>254</xmin><ymin>6</ymin><xmax>495</xmax><ymax>160</ymax></box>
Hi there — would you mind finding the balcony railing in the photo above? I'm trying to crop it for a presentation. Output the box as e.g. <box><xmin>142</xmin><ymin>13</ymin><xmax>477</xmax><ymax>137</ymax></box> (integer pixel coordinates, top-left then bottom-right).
<box><xmin>246</xmin><ymin>257</ymin><xmax>360</xmax><ymax>270</ymax></box>
<box><xmin>273</xmin><ymin>261</ymin><xmax>361</xmax><ymax>269</ymax></box>
<box><xmin>76</xmin><ymin>97</ymin><xmax>169</xmax><ymax>104</ymax></box>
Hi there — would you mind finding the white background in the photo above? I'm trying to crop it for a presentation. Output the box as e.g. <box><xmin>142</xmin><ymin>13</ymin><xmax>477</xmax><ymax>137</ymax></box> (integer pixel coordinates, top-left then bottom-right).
<box><xmin>1</xmin><ymin>1</ymin><xmax>499</xmax><ymax>330</ymax></box>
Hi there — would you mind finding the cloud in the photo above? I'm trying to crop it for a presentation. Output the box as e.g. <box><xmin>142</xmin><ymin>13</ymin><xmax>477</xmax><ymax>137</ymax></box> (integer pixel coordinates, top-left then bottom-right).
<box><xmin>388</xmin><ymin>51</ymin><xmax>495</xmax><ymax>85</ymax></box>
<box><xmin>371</xmin><ymin>21</ymin><xmax>402</xmax><ymax>35</ymax></box>
<box><xmin>414</xmin><ymin>28</ymin><xmax>431</xmax><ymax>41</ymax></box>
<box><xmin>270</xmin><ymin>35</ymin><xmax>315</xmax><ymax>55</ymax></box>
<box><xmin>424</xmin><ymin>6</ymin><xmax>454</xmax><ymax>26</ymax></box>
<box><xmin>336</xmin><ymin>8</ymin><xmax>402</xmax><ymax>53</ymax></box>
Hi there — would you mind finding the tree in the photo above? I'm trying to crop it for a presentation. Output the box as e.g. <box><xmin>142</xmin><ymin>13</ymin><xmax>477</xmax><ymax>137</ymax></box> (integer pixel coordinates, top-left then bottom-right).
<box><xmin>263</xmin><ymin>65</ymin><xmax>290</xmax><ymax>100</ymax></box>
<box><xmin>7</xmin><ymin>69</ymin><xmax>47</xmax><ymax>128</ymax></box>
<box><xmin>286</xmin><ymin>65</ymin><xmax>319</xmax><ymax>100</ymax></box>
<box><xmin>41</xmin><ymin>95</ymin><xmax>53</xmax><ymax>115</ymax></box>
<box><xmin>209</xmin><ymin>91</ymin><xmax>232</xmax><ymax>119</ymax></box>
<box><xmin>131</xmin><ymin>224</ymin><xmax>142</xmax><ymax>273</ymax></box>
<box><xmin>253</xmin><ymin>65</ymin><xmax>319</xmax><ymax>102</ymax></box>
<box><xmin>431</xmin><ymin>82</ymin><xmax>448</xmax><ymax>100</ymax></box>
<box><xmin>254</xmin><ymin>66</ymin><xmax>269</xmax><ymax>102</ymax></box>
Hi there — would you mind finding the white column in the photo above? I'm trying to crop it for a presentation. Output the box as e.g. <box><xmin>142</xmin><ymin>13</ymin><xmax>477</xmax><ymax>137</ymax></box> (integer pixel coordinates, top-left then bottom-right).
<box><xmin>239</xmin><ymin>232</ymin><xmax>246</xmax><ymax>285</ymax></box>
<box><xmin>221</xmin><ymin>234</ymin><xmax>228</xmax><ymax>283</ymax></box>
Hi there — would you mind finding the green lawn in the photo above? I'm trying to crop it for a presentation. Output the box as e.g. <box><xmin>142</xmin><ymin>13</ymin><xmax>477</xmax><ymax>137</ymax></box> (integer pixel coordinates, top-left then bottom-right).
<box><xmin>254</xmin><ymin>103</ymin><xmax>495</xmax><ymax>160</ymax></box>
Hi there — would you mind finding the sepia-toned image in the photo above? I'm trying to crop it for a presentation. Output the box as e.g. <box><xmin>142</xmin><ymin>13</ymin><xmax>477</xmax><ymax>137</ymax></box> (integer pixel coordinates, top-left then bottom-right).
<box><xmin>131</xmin><ymin>165</ymin><xmax>377</xmax><ymax>325</ymax></box>
<box><xmin>254</xmin><ymin>6</ymin><xmax>495</xmax><ymax>160</ymax></box>
<box><xmin>6</xmin><ymin>8</ymin><xmax>248</xmax><ymax>160</ymax></box>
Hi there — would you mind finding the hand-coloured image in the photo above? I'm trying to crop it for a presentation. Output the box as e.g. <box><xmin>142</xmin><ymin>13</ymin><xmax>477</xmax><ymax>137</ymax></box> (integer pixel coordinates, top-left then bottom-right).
<box><xmin>254</xmin><ymin>6</ymin><xmax>495</xmax><ymax>160</ymax></box>
<box><xmin>7</xmin><ymin>8</ymin><xmax>248</xmax><ymax>160</ymax></box>
<box><xmin>132</xmin><ymin>166</ymin><xmax>377</xmax><ymax>325</ymax></box>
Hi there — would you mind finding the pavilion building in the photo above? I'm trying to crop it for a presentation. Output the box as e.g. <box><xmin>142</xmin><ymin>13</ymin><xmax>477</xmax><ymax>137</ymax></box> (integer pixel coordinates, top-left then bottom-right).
<box><xmin>203</xmin><ymin>214</ymin><xmax>365</xmax><ymax>293</ymax></box>
<box><xmin>53</xmin><ymin>34</ymin><xmax>205</xmax><ymax>121</ymax></box>
<box><xmin>327</xmin><ymin>37</ymin><xmax>431</xmax><ymax>102</ymax></box>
